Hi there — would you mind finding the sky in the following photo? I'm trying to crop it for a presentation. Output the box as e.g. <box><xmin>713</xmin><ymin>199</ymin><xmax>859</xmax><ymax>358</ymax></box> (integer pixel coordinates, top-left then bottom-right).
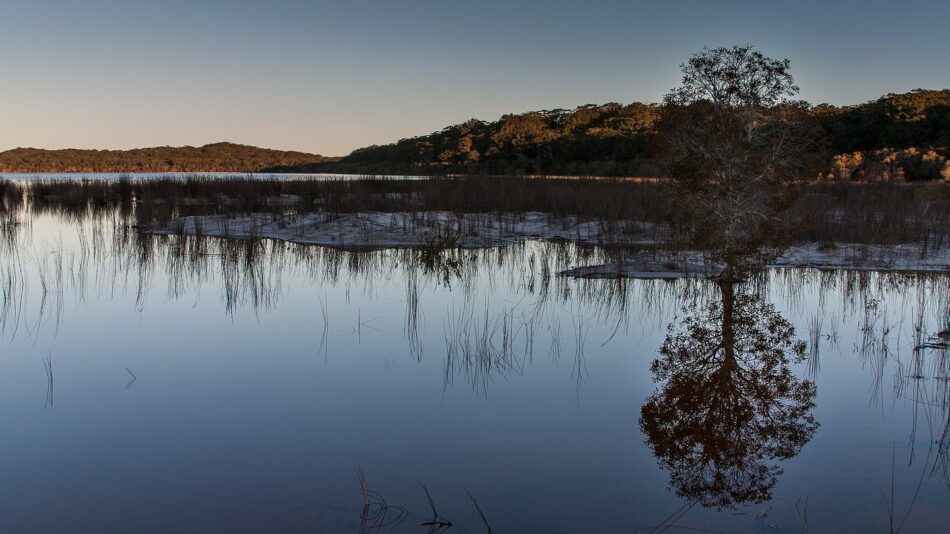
<box><xmin>1</xmin><ymin>0</ymin><xmax>948</xmax><ymax>156</ymax></box>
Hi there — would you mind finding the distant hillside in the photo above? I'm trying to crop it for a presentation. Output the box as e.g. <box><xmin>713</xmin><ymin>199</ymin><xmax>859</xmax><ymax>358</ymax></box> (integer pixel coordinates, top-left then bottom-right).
<box><xmin>0</xmin><ymin>142</ymin><xmax>335</xmax><ymax>173</ymax></box>
<box><xmin>301</xmin><ymin>89</ymin><xmax>950</xmax><ymax>180</ymax></box>
<box><xmin>302</xmin><ymin>103</ymin><xmax>659</xmax><ymax>176</ymax></box>
<box><xmin>4</xmin><ymin>90</ymin><xmax>949</xmax><ymax>180</ymax></box>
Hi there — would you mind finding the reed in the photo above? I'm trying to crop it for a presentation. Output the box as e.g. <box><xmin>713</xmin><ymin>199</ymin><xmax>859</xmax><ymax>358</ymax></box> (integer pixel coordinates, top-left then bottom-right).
<box><xmin>9</xmin><ymin>176</ymin><xmax>948</xmax><ymax>248</ymax></box>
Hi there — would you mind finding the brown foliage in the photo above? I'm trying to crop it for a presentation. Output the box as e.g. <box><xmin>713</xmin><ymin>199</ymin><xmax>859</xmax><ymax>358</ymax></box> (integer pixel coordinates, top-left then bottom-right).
<box><xmin>0</xmin><ymin>142</ymin><xmax>334</xmax><ymax>173</ymax></box>
<box><xmin>654</xmin><ymin>46</ymin><xmax>825</xmax><ymax>272</ymax></box>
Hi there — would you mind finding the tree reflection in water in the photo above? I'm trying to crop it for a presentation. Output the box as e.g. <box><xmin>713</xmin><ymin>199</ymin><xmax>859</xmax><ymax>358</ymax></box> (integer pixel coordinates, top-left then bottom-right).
<box><xmin>640</xmin><ymin>281</ymin><xmax>818</xmax><ymax>509</ymax></box>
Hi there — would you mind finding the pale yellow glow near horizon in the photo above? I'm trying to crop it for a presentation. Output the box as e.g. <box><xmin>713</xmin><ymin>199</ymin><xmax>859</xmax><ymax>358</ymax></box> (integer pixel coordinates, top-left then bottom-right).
<box><xmin>0</xmin><ymin>85</ymin><xmax>451</xmax><ymax>157</ymax></box>
<box><xmin>0</xmin><ymin>78</ymin><xmax>650</xmax><ymax>156</ymax></box>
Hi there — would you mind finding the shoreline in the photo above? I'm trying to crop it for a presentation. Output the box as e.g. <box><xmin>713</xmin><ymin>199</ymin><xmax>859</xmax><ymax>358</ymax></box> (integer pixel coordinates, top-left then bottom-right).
<box><xmin>143</xmin><ymin>211</ymin><xmax>950</xmax><ymax>277</ymax></box>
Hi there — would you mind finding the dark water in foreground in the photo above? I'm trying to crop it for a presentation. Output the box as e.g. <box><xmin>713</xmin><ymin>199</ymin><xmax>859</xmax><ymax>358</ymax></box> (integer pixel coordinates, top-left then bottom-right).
<box><xmin>1</xmin><ymin>212</ymin><xmax>948</xmax><ymax>533</ymax></box>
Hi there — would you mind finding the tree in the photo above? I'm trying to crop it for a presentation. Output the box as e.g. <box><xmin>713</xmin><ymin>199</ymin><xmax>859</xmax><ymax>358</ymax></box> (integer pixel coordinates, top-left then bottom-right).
<box><xmin>640</xmin><ymin>282</ymin><xmax>818</xmax><ymax>509</ymax></box>
<box><xmin>655</xmin><ymin>46</ymin><xmax>823</xmax><ymax>276</ymax></box>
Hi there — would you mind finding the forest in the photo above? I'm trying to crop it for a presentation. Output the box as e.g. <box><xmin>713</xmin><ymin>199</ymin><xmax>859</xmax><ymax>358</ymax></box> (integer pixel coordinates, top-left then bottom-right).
<box><xmin>2</xmin><ymin>90</ymin><xmax>948</xmax><ymax>180</ymax></box>
<box><xmin>0</xmin><ymin>142</ymin><xmax>335</xmax><ymax>173</ymax></box>
<box><xmin>306</xmin><ymin>88</ymin><xmax>950</xmax><ymax>179</ymax></box>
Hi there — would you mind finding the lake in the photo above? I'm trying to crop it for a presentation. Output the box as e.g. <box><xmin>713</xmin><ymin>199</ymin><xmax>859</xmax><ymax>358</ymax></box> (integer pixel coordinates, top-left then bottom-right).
<box><xmin>1</xmin><ymin>186</ymin><xmax>949</xmax><ymax>532</ymax></box>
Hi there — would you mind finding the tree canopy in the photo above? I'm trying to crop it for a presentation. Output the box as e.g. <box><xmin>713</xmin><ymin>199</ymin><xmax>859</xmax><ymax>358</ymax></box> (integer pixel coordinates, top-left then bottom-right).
<box><xmin>655</xmin><ymin>46</ymin><xmax>823</xmax><ymax>273</ymax></box>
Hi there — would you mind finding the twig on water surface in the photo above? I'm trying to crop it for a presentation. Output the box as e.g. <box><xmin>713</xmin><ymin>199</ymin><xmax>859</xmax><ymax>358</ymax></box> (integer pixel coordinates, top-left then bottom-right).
<box><xmin>629</xmin><ymin>500</ymin><xmax>713</xmax><ymax>534</ymax></box>
<box><xmin>882</xmin><ymin>445</ymin><xmax>896</xmax><ymax>534</ymax></box>
<box><xmin>123</xmin><ymin>366</ymin><xmax>137</xmax><ymax>389</ymax></box>
<box><xmin>42</xmin><ymin>351</ymin><xmax>54</xmax><ymax>409</ymax></box>
<box><xmin>418</xmin><ymin>481</ymin><xmax>453</xmax><ymax>533</ymax></box>
<box><xmin>464</xmin><ymin>486</ymin><xmax>493</xmax><ymax>533</ymax></box>
<box><xmin>796</xmin><ymin>493</ymin><xmax>809</xmax><ymax>533</ymax></box>
<box><xmin>357</xmin><ymin>467</ymin><xmax>408</xmax><ymax>533</ymax></box>
<box><xmin>318</xmin><ymin>294</ymin><xmax>329</xmax><ymax>361</ymax></box>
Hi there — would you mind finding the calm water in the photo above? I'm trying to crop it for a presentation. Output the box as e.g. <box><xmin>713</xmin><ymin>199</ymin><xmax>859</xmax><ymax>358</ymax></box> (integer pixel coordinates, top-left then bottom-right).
<box><xmin>1</xmin><ymin>210</ymin><xmax>948</xmax><ymax>533</ymax></box>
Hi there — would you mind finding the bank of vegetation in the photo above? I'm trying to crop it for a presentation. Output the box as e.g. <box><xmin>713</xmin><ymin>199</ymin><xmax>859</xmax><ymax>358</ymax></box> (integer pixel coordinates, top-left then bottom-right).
<box><xmin>0</xmin><ymin>142</ymin><xmax>335</xmax><ymax>174</ymax></box>
<box><xmin>292</xmin><ymin>89</ymin><xmax>950</xmax><ymax>180</ymax></box>
<box><xmin>8</xmin><ymin>176</ymin><xmax>948</xmax><ymax>251</ymax></box>
<box><xmin>2</xmin><ymin>90</ymin><xmax>948</xmax><ymax>182</ymax></box>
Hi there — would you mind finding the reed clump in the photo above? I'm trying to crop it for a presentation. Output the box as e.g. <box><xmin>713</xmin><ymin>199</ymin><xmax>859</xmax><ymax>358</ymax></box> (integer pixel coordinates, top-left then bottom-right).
<box><xmin>7</xmin><ymin>176</ymin><xmax>950</xmax><ymax>247</ymax></box>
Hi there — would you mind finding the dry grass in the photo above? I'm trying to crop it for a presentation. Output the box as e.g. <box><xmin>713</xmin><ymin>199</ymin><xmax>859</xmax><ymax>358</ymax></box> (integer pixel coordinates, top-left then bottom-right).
<box><xmin>5</xmin><ymin>176</ymin><xmax>949</xmax><ymax>247</ymax></box>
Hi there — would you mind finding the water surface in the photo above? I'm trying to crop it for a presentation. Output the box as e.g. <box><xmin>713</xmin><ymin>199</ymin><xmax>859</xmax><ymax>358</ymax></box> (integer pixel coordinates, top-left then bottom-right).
<box><xmin>1</xmin><ymin>208</ymin><xmax>948</xmax><ymax>533</ymax></box>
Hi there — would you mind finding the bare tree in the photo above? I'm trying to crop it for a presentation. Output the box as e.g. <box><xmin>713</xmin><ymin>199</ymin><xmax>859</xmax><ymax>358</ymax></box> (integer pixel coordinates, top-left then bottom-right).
<box><xmin>655</xmin><ymin>45</ymin><xmax>823</xmax><ymax>277</ymax></box>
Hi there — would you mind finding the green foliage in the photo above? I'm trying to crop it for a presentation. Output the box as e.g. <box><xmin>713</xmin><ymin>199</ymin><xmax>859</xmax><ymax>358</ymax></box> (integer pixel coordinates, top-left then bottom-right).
<box><xmin>816</xmin><ymin>89</ymin><xmax>950</xmax><ymax>153</ymax></box>
<box><xmin>2</xmin><ymin>89</ymin><xmax>948</xmax><ymax>179</ymax></box>
<box><xmin>0</xmin><ymin>142</ymin><xmax>334</xmax><ymax>173</ymax></box>
<box><xmin>322</xmin><ymin>88</ymin><xmax>950</xmax><ymax>180</ymax></box>
<box><xmin>333</xmin><ymin>103</ymin><xmax>659</xmax><ymax>176</ymax></box>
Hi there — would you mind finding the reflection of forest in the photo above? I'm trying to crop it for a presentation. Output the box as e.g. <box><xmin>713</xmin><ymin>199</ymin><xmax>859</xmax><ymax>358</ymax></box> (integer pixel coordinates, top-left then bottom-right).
<box><xmin>640</xmin><ymin>281</ymin><xmax>818</xmax><ymax>509</ymax></box>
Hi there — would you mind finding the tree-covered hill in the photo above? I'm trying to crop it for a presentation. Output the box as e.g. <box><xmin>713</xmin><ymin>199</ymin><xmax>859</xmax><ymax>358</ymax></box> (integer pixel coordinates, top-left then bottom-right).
<box><xmin>816</xmin><ymin>89</ymin><xmax>950</xmax><ymax>152</ymax></box>
<box><xmin>0</xmin><ymin>142</ymin><xmax>335</xmax><ymax>173</ymax></box>
<box><xmin>3</xmin><ymin>90</ymin><xmax>948</xmax><ymax>180</ymax></box>
<box><xmin>305</xmin><ymin>89</ymin><xmax>950</xmax><ymax>179</ymax></box>
<box><xmin>302</xmin><ymin>103</ymin><xmax>659</xmax><ymax>176</ymax></box>
<box><xmin>817</xmin><ymin>89</ymin><xmax>950</xmax><ymax>180</ymax></box>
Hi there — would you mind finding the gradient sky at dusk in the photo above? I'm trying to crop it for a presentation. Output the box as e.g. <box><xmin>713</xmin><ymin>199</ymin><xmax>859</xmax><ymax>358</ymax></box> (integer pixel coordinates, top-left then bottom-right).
<box><xmin>2</xmin><ymin>0</ymin><xmax>948</xmax><ymax>155</ymax></box>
